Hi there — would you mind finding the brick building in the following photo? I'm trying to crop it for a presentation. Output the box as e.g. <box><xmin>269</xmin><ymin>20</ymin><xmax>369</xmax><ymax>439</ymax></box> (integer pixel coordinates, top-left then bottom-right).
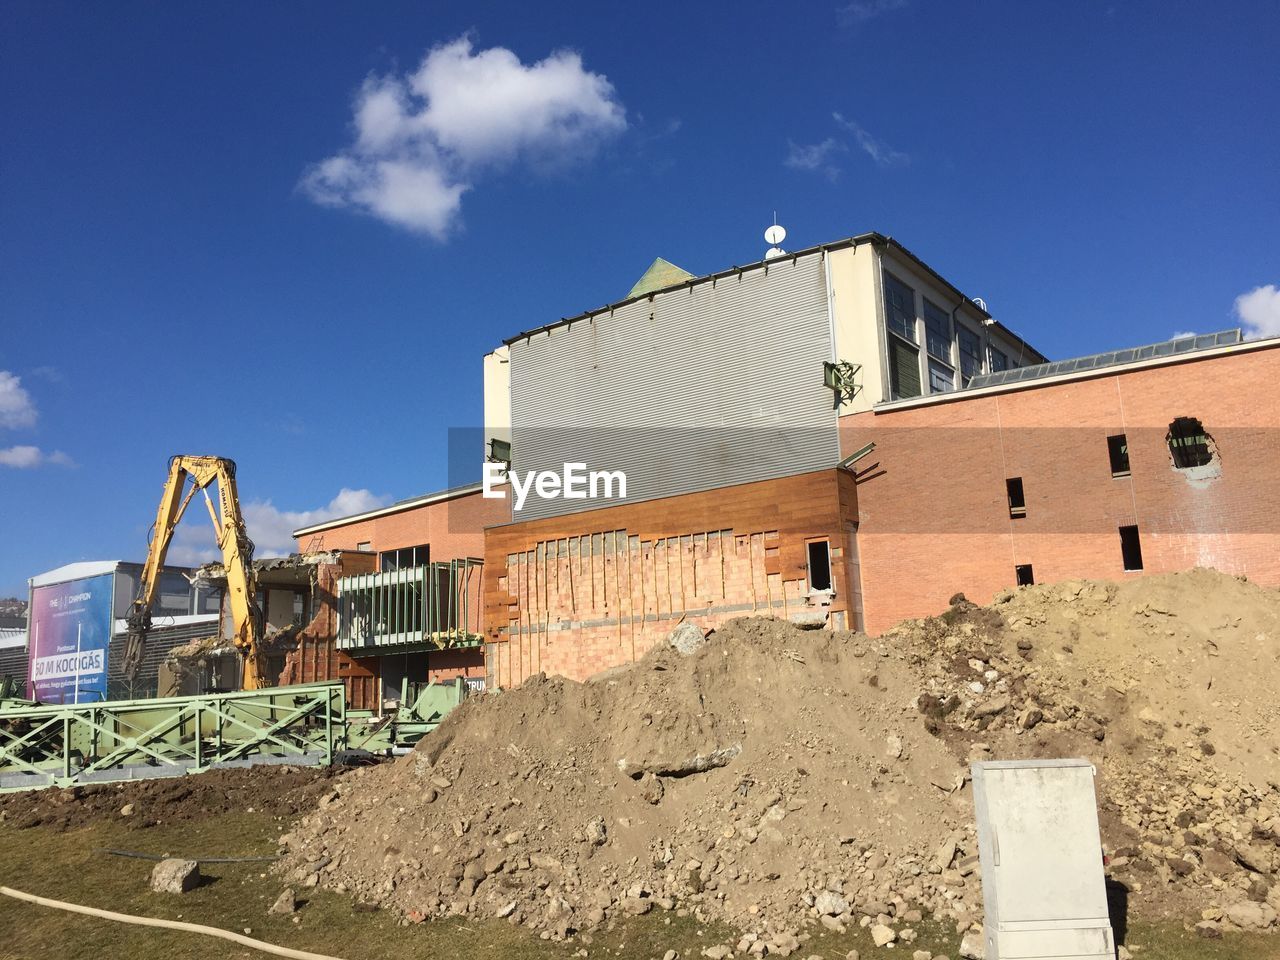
<box><xmin>300</xmin><ymin>230</ymin><xmax>1279</xmax><ymax>692</ymax></box>
<box><xmin>291</xmin><ymin>483</ymin><xmax>510</xmax><ymax>700</ymax></box>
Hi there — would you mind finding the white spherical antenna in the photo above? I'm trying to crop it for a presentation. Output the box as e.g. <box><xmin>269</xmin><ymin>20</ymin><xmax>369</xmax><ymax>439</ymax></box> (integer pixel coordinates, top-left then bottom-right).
<box><xmin>764</xmin><ymin>224</ymin><xmax>787</xmax><ymax>246</ymax></box>
<box><xmin>765</xmin><ymin>246</ymin><xmax>785</xmax><ymax>260</ymax></box>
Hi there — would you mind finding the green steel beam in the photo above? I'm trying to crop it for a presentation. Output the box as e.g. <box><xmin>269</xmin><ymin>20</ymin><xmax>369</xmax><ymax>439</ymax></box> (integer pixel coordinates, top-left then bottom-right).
<box><xmin>0</xmin><ymin>682</ymin><xmax>346</xmax><ymax>792</ymax></box>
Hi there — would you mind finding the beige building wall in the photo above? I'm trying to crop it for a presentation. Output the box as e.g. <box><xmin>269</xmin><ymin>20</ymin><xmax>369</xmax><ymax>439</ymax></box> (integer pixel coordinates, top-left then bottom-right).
<box><xmin>482</xmin><ymin>346</ymin><xmax>511</xmax><ymax>456</ymax></box>
<box><xmin>828</xmin><ymin>243</ymin><xmax>884</xmax><ymax>414</ymax></box>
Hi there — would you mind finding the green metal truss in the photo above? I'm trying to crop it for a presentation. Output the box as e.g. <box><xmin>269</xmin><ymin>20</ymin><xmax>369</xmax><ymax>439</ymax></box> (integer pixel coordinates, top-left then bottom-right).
<box><xmin>0</xmin><ymin>681</ymin><xmax>346</xmax><ymax>792</ymax></box>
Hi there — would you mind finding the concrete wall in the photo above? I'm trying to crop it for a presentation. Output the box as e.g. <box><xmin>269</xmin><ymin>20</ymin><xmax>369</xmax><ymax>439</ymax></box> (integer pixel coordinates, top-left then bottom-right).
<box><xmin>841</xmin><ymin>342</ymin><xmax>1280</xmax><ymax>633</ymax></box>
<box><xmin>483</xmin><ymin>346</ymin><xmax>511</xmax><ymax>455</ymax></box>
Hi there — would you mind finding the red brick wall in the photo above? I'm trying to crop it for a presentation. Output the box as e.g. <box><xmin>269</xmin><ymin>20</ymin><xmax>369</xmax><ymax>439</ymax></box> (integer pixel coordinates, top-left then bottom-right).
<box><xmin>841</xmin><ymin>344</ymin><xmax>1280</xmax><ymax>633</ymax></box>
<box><xmin>485</xmin><ymin>470</ymin><xmax>859</xmax><ymax>686</ymax></box>
<box><xmin>293</xmin><ymin>488</ymin><xmax>510</xmax><ymax>562</ymax></box>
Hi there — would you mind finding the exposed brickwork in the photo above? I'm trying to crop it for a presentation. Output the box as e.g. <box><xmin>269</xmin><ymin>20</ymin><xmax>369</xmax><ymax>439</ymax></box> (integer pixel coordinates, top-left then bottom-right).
<box><xmin>484</xmin><ymin>470</ymin><xmax>860</xmax><ymax>686</ymax></box>
<box><xmin>276</xmin><ymin>552</ymin><xmax>380</xmax><ymax>709</ymax></box>
<box><xmin>840</xmin><ymin>344</ymin><xmax>1280</xmax><ymax>633</ymax></box>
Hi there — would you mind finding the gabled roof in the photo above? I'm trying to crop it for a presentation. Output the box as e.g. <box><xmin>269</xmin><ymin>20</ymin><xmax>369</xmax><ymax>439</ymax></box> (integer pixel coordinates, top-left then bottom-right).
<box><xmin>627</xmin><ymin>257</ymin><xmax>696</xmax><ymax>299</ymax></box>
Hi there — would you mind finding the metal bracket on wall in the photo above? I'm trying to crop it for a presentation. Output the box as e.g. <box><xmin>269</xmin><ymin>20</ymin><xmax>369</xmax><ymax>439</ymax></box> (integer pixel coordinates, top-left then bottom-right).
<box><xmin>823</xmin><ymin>360</ymin><xmax>862</xmax><ymax>406</ymax></box>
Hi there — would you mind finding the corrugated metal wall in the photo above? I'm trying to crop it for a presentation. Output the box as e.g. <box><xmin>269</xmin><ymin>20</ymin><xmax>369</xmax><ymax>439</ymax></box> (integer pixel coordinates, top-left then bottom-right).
<box><xmin>509</xmin><ymin>252</ymin><xmax>840</xmax><ymax>520</ymax></box>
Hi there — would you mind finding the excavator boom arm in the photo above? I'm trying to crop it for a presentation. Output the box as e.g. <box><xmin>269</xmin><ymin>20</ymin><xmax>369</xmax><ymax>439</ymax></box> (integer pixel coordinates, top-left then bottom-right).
<box><xmin>121</xmin><ymin>456</ymin><xmax>265</xmax><ymax>688</ymax></box>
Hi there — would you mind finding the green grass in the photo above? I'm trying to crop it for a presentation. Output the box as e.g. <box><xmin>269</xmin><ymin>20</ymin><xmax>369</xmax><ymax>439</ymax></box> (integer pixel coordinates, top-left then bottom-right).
<box><xmin>0</xmin><ymin>813</ymin><xmax>1275</xmax><ymax>960</ymax></box>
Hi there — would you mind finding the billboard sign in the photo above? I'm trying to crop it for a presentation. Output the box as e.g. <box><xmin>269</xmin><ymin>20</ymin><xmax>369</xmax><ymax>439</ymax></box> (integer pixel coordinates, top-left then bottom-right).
<box><xmin>28</xmin><ymin>573</ymin><xmax>113</xmax><ymax>703</ymax></box>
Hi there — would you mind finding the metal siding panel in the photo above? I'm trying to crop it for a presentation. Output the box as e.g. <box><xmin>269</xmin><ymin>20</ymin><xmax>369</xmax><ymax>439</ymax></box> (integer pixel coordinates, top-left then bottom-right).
<box><xmin>510</xmin><ymin>254</ymin><xmax>839</xmax><ymax>520</ymax></box>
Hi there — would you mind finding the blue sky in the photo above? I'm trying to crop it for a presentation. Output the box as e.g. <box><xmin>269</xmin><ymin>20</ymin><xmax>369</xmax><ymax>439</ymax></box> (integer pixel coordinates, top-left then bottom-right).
<box><xmin>2</xmin><ymin>1</ymin><xmax>1278</xmax><ymax>596</ymax></box>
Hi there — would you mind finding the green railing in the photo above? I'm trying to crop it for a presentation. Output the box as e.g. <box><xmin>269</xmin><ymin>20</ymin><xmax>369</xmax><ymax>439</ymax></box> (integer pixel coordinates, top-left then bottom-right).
<box><xmin>0</xmin><ymin>681</ymin><xmax>346</xmax><ymax>792</ymax></box>
<box><xmin>336</xmin><ymin>559</ymin><xmax>483</xmax><ymax>652</ymax></box>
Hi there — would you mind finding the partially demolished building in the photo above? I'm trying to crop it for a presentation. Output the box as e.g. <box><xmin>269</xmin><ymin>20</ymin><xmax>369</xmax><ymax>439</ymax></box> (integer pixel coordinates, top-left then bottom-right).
<box><xmin>291</xmin><ymin>230</ymin><xmax>1279</xmax><ymax>697</ymax></box>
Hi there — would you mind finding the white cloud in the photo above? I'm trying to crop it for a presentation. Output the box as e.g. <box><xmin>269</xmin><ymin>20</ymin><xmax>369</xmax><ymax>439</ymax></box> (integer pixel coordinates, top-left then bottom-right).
<box><xmin>302</xmin><ymin>37</ymin><xmax>627</xmax><ymax>239</ymax></box>
<box><xmin>1171</xmin><ymin>330</ymin><xmax>1197</xmax><ymax>339</ymax></box>
<box><xmin>785</xmin><ymin>138</ymin><xmax>845</xmax><ymax>180</ymax></box>
<box><xmin>0</xmin><ymin>372</ymin><xmax>37</xmax><ymax>429</ymax></box>
<box><xmin>833</xmin><ymin>113</ymin><xmax>909</xmax><ymax>167</ymax></box>
<box><xmin>165</xmin><ymin>488</ymin><xmax>392</xmax><ymax>566</ymax></box>
<box><xmin>0</xmin><ymin>446</ymin><xmax>74</xmax><ymax>468</ymax></box>
<box><xmin>1234</xmin><ymin>284</ymin><xmax>1280</xmax><ymax>340</ymax></box>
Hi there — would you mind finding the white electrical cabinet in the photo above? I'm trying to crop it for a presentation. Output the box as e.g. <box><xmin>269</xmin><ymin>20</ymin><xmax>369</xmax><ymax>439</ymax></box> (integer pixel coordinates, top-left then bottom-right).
<box><xmin>972</xmin><ymin>759</ymin><xmax>1115</xmax><ymax>960</ymax></box>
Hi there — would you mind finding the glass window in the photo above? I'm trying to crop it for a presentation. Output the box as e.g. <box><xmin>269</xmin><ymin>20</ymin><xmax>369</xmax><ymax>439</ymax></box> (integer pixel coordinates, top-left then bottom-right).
<box><xmin>1107</xmin><ymin>434</ymin><xmax>1130</xmax><ymax>476</ymax></box>
<box><xmin>989</xmin><ymin>346</ymin><xmax>1009</xmax><ymax>371</ymax></box>
<box><xmin>883</xmin><ymin>274</ymin><xmax>917</xmax><ymax>343</ymax></box>
<box><xmin>889</xmin><ymin>338</ymin><xmax>921</xmax><ymax>399</ymax></box>
<box><xmin>958</xmin><ymin>325</ymin><xmax>983</xmax><ymax>382</ymax></box>
<box><xmin>923</xmin><ymin>299</ymin><xmax>951</xmax><ymax>361</ymax></box>
<box><xmin>927</xmin><ymin>359</ymin><xmax>955</xmax><ymax>394</ymax></box>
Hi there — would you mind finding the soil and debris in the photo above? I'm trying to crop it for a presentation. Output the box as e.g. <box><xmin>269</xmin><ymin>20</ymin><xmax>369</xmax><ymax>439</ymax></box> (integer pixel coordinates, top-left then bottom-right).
<box><xmin>0</xmin><ymin>765</ymin><xmax>341</xmax><ymax>832</ymax></box>
<box><xmin>273</xmin><ymin>568</ymin><xmax>1280</xmax><ymax>950</ymax></box>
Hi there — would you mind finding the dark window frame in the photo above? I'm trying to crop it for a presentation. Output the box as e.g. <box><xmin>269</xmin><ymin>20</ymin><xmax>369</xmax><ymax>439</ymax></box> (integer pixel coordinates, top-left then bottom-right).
<box><xmin>1015</xmin><ymin>564</ymin><xmax>1035</xmax><ymax>586</ymax></box>
<box><xmin>806</xmin><ymin>540</ymin><xmax>833</xmax><ymax>593</ymax></box>
<box><xmin>989</xmin><ymin>346</ymin><xmax>1009</xmax><ymax>372</ymax></box>
<box><xmin>1107</xmin><ymin>434</ymin><xmax>1131</xmax><ymax>477</ymax></box>
<box><xmin>883</xmin><ymin>273</ymin><xmax>918</xmax><ymax>344</ymax></box>
<box><xmin>1119</xmin><ymin>525</ymin><xmax>1144</xmax><ymax>572</ymax></box>
<box><xmin>888</xmin><ymin>333</ymin><xmax>922</xmax><ymax>400</ymax></box>
<box><xmin>927</xmin><ymin>358</ymin><xmax>956</xmax><ymax>394</ymax></box>
<box><xmin>923</xmin><ymin>298</ymin><xmax>952</xmax><ymax>362</ymax></box>
<box><xmin>957</xmin><ymin>324</ymin><xmax>983</xmax><ymax>383</ymax></box>
<box><xmin>1006</xmin><ymin>477</ymin><xmax>1026</xmax><ymax>518</ymax></box>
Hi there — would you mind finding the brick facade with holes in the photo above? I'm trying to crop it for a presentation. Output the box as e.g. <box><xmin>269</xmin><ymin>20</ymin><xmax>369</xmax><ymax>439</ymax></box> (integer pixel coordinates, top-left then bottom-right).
<box><xmin>839</xmin><ymin>343</ymin><xmax>1280</xmax><ymax>634</ymax></box>
<box><xmin>482</xmin><ymin>469</ymin><xmax>860</xmax><ymax>686</ymax></box>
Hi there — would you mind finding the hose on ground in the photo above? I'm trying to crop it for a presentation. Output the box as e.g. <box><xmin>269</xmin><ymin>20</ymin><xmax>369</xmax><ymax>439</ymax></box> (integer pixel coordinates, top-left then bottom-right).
<box><xmin>0</xmin><ymin>885</ymin><xmax>346</xmax><ymax>960</ymax></box>
<box><xmin>97</xmin><ymin>848</ymin><xmax>280</xmax><ymax>864</ymax></box>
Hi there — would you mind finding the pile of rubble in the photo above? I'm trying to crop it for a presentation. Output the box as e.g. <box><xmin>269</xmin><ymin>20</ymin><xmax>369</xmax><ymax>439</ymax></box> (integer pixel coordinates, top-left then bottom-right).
<box><xmin>277</xmin><ymin>568</ymin><xmax>1280</xmax><ymax>948</ymax></box>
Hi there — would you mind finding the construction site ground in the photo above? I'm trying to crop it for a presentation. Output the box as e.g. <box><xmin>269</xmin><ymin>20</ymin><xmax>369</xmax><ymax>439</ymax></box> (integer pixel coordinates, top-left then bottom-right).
<box><xmin>0</xmin><ymin>800</ymin><xmax>1273</xmax><ymax>960</ymax></box>
<box><xmin>2</xmin><ymin>568</ymin><xmax>1278</xmax><ymax>959</ymax></box>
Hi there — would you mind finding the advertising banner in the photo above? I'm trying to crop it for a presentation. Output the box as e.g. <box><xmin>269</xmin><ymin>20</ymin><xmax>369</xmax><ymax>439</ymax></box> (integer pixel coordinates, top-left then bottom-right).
<box><xmin>27</xmin><ymin>573</ymin><xmax>113</xmax><ymax>703</ymax></box>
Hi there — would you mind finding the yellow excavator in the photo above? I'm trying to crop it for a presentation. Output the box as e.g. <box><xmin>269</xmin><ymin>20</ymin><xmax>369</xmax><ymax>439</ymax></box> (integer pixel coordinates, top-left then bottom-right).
<box><xmin>121</xmin><ymin>455</ymin><xmax>268</xmax><ymax>689</ymax></box>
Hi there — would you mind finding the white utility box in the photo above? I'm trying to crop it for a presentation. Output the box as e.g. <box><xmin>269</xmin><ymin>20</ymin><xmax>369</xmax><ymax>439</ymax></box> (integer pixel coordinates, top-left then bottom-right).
<box><xmin>971</xmin><ymin>759</ymin><xmax>1115</xmax><ymax>960</ymax></box>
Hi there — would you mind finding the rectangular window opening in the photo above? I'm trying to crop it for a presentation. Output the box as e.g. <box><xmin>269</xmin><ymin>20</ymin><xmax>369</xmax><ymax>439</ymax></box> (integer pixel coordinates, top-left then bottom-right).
<box><xmin>807</xmin><ymin>540</ymin><xmax>833</xmax><ymax>593</ymax></box>
<box><xmin>1006</xmin><ymin>477</ymin><xmax>1026</xmax><ymax>518</ymax></box>
<box><xmin>356</xmin><ymin>541</ymin><xmax>373</xmax><ymax>552</ymax></box>
<box><xmin>958</xmin><ymin>325</ymin><xmax>983</xmax><ymax>384</ymax></box>
<box><xmin>923</xmin><ymin>299</ymin><xmax>952</xmax><ymax>361</ymax></box>
<box><xmin>889</xmin><ymin>337</ymin><xmax>922</xmax><ymax>399</ymax></box>
<box><xmin>1108</xmin><ymin>434</ymin><xmax>1131</xmax><ymax>476</ymax></box>
<box><xmin>1119</xmin><ymin>525</ymin><xmax>1144</xmax><ymax>572</ymax></box>
<box><xmin>883</xmin><ymin>273</ymin><xmax>917</xmax><ymax>343</ymax></box>
<box><xmin>1015</xmin><ymin>564</ymin><xmax>1035</xmax><ymax>587</ymax></box>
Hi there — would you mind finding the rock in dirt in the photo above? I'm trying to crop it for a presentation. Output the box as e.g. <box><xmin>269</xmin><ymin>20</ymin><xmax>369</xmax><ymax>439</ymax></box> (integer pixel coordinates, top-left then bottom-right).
<box><xmin>669</xmin><ymin>622</ymin><xmax>708</xmax><ymax>656</ymax></box>
<box><xmin>269</xmin><ymin>889</ymin><xmax>297</xmax><ymax>915</ymax></box>
<box><xmin>870</xmin><ymin>923</ymin><xmax>896</xmax><ymax>947</ymax></box>
<box><xmin>150</xmin><ymin>858</ymin><xmax>200</xmax><ymax>894</ymax></box>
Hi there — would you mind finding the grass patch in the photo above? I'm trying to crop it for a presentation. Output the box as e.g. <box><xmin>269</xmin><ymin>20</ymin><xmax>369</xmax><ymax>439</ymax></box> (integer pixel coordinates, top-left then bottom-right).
<box><xmin>0</xmin><ymin>812</ymin><xmax>1275</xmax><ymax>960</ymax></box>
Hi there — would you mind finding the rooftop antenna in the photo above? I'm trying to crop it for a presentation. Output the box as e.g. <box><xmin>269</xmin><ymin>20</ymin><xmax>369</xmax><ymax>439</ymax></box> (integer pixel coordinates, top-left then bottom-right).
<box><xmin>764</xmin><ymin>212</ymin><xmax>787</xmax><ymax>260</ymax></box>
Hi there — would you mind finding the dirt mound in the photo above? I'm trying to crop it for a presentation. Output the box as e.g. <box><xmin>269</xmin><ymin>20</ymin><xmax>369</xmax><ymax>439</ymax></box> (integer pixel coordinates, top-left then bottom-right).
<box><xmin>278</xmin><ymin>569</ymin><xmax>1280</xmax><ymax>947</ymax></box>
<box><xmin>0</xmin><ymin>765</ymin><xmax>342</xmax><ymax>831</ymax></box>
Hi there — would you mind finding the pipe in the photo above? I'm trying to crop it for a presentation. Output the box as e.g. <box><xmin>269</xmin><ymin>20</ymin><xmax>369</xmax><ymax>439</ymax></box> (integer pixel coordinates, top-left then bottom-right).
<box><xmin>0</xmin><ymin>885</ymin><xmax>346</xmax><ymax>960</ymax></box>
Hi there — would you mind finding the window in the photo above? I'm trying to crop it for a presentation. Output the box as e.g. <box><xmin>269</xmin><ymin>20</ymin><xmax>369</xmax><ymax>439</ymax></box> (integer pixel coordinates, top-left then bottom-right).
<box><xmin>923</xmin><ymin>299</ymin><xmax>951</xmax><ymax>361</ymax></box>
<box><xmin>380</xmin><ymin>543</ymin><xmax>430</xmax><ymax>571</ymax></box>
<box><xmin>989</xmin><ymin>346</ymin><xmax>1008</xmax><ymax>372</ymax></box>
<box><xmin>927</xmin><ymin>359</ymin><xmax>955</xmax><ymax>394</ymax></box>
<box><xmin>883</xmin><ymin>273</ymin><xmax>917</xmax><ymax>343</ymax></box>
<box><xmin>1006</xmin><ymin>477</ymin><xmax>1026</xmax><ymax>518</ymax></box>
<box><xmin>807</xmin><ymin>540</ymin><xmax>832</xmax><ymax>592</ymax></box>
<box><xmin>1119</xmin><ymin>525</ymin><xmax>1144</xmax><ymax>571</ymax></box>
<box><xmin>1167</xmin><ymin>417</ymin><xmax>1213</xmax><ymax>469</ymax></box>
<box><xmin>1015</xmin><ymin>564</ymin><xmax>1035</xmax><ymax>586</ymax></box>
<box><xmin>1107</xmin><ymin>434</ymin><xmax>1130</xmax><ymax>476</ymax></box>
<box><xmin>356</xmin><ymin>541</ymin><xmax>372</xmax><ymax>552</ymax></box>
<box><xmin>889</xmin><ymin>338</ymin><xmax>922</xmax><ymax>399</ymax></box>
<box><xmin>957</xmin><ymin>325</ymin><xmax>983</xmax><ymax>383</ymax></box>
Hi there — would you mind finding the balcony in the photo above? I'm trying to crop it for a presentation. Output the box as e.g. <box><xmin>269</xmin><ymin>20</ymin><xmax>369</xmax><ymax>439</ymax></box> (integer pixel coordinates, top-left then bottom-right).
<box><xmin>336</xmin><ymin>559</ymin><xmax>483</xmax><ymax>652</ymax></box>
